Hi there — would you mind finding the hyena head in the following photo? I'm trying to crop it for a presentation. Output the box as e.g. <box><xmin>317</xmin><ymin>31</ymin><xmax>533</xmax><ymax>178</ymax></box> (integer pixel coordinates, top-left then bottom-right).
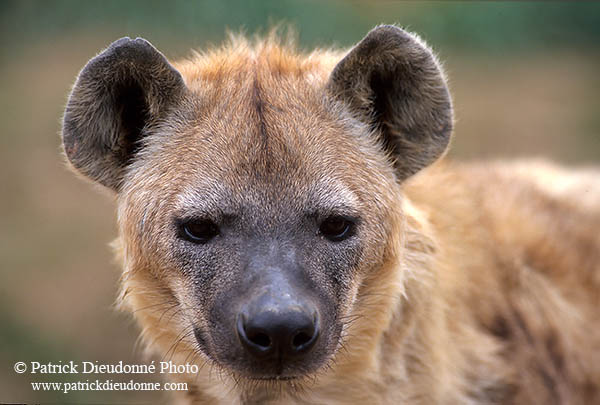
<box><xmin>62</xmin><ymin>26</ymin><xmax>451</xmax><ymax>387</ymax></box>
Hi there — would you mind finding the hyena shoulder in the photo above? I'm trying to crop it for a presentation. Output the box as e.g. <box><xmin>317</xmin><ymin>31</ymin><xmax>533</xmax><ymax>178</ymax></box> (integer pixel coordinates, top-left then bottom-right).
<box><xmin>402</xmin><ymin>160</ymin><xmax>600</xmax><ymax>404</ymax></box>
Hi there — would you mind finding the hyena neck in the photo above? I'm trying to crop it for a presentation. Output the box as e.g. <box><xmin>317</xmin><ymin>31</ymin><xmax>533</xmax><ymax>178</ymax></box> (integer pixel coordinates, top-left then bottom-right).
<box><xmin>375</xmin><ymin>198</ymin><xmax>458</xmax><ymax>403</ymax></box>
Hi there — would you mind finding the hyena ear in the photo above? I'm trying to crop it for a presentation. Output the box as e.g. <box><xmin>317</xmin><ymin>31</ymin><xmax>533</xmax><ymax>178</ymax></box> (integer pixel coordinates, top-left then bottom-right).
<box><xmin>327</xmin><ymin>25</ymin><xmax>453</xmax><ymax>181</ymax></box>
<box><xmin>62</xmin><ymin>37</ymin><xmax>186</xmax><ymax>191</ymax></box>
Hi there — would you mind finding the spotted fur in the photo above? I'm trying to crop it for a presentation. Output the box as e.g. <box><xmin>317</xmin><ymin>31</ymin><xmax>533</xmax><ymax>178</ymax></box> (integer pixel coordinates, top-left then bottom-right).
<box><xmin>62</xmin><ymin>26</ymin><xmax>600</xmax><ymax>404</ymax></box>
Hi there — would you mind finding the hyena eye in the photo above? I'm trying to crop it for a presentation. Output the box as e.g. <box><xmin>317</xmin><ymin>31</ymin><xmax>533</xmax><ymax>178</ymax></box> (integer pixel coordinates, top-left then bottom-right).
<box><xmin>180</xmin><ymin>219</ymin><xmax>220</xmax><ymax>244</ymax></box>
<box><xmin>319</xmin><ymin>216</ymin><xmax>354</xmax><ymax>242</ymax></box>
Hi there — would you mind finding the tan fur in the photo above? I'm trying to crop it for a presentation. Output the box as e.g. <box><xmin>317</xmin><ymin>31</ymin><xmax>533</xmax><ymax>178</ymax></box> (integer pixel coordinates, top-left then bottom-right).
<box><xmin>76</xmin><ymin>34</ymin><xmax>598</xmax><ymax>404</ymax></box>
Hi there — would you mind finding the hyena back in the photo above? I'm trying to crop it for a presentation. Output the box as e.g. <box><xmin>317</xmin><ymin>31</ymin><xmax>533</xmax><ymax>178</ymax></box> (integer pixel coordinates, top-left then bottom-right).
<box><xmin>62</xmin><ymin>26</ymin><xmax>600</xmax><ymax>404</ymax></box>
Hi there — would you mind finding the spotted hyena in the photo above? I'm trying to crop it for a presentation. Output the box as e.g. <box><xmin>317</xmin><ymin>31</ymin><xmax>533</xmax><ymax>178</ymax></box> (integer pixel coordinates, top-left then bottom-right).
<box><xmin>62</xmin><ymin>26</ymin><xmax>600</xmax><ymax>404</ymax></box>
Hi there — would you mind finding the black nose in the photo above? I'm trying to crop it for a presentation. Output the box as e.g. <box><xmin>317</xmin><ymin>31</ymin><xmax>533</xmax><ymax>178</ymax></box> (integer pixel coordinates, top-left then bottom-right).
<box><xmin>237</xmin><ymin>304</ymin><xmax>319</xmax><ymax>359</ymax></box>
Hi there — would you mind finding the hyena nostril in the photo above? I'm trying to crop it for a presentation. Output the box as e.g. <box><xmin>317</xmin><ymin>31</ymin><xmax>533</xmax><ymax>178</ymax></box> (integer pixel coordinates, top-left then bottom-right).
<box><xmin>248</xmin><ymin>331</ymin><xmax>272</xmax><ymax>349</ymax></box>
<box><xmin>292</xmin><ymin>331</ymin><xmax>312</xmax><ymax>348</ymax></box>
<box><xmin>237</xmin><ymin>315</ymin><xmax>274</xmax><ymax>357</ymax></box>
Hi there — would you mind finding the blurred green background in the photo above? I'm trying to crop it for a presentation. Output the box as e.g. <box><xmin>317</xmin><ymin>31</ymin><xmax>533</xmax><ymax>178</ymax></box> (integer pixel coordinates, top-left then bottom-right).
<box><xmin>1</xmin><ymin>1</ymin><xmax>599</xmax><ymax>403</ymax></box>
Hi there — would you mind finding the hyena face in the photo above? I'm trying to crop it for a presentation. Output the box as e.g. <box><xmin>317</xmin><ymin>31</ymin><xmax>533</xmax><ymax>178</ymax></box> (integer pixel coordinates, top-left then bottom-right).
<box><xmin>62</xmin><ymin>26</ymin><xmax>452</xmax><ymax>382</ymax></box>
<box><xmin>120</xmin><ymin>72</ymin><xmax>398</xmax><ymax>379</ymax></box>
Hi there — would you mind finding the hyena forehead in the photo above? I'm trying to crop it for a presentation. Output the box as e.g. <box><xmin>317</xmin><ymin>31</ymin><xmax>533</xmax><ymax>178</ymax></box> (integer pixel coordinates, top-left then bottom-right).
<box><xmin>174</xmin><ymin>177</ymin><xmax>362</xmax><ymax>219</ymax></box>
<box><xmin>166</xmin><ymin>53</ymin><xmax>380</xmax><ymax>175</ymax></box>
<box><xmin>148</xmin><ymin>51</ymin><xmax>392</xmax><ymax>217</ymax></box>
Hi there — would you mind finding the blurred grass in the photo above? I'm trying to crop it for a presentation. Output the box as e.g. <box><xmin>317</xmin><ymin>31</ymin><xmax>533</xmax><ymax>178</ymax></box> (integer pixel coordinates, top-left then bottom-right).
<box><xmin>0</xmin><ymin>1</ymin><xmax>598</xmax><ymax>403</ymax></box>
<box><xmin>2</xmin><ymin>0</ymin><xmax>600</xmax><ymax>55</ymax></box>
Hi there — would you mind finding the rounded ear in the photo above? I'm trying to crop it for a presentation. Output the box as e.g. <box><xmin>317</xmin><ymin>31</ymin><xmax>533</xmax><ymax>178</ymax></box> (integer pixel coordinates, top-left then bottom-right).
<box><xmin>327</xmin><ymin>25</ymin><xmax>453</xmax><ymax>181</ymax></box>
<box><xmin>62</xmin><ymin>37</ymin><xmax>186</xmax><ymax>191</ymax></box>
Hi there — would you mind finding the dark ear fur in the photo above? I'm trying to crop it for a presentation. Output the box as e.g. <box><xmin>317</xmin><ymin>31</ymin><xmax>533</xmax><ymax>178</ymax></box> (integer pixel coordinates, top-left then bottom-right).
<box><xmin>327</xmin><ymin>25</ymin><xmax>453</xmax><ymax>180</ymax></box>
<box><xmin>62</xmin><ymin>37</ymin><xmax>186</xmax><ymax>191</ymax></box>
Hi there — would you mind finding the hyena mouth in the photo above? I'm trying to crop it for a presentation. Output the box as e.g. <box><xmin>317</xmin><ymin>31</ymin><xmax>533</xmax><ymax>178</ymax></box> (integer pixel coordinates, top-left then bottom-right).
<box><xmin>250</xmin><ymin>375</ymin><xmax>300</xmax><ymax>381</ymax></box>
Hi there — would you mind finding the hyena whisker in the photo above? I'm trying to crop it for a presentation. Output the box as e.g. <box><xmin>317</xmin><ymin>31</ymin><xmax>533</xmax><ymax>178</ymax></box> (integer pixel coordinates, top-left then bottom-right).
<box><xmin>357</xmin><ymin>292</ymin><xmax>397</xmax><ymax>299</ymax></box>
<box><xmin>130</xmin><ymin>300</ymin><xmax>175</xmax><ymax>314</ymax></box>
<box><xmin>155</xmin><ymin>304</ymin><xmax>182</xmax><ymax>324</ymax></box>
<box><xmin>338</xmin><ymin>314</ymin><xmax>364</xmax><ymax>325</ymax></box>
<box><xmin>162</xmin><ymin>326</ymin><xmax>195</xmax><ymax>363</ymax></box>
<box><xmin>191</xmin><ymin>351</ymin><xmax>213</xmax><ymax>386</ymax></box>
<box><xmin>208</xmin><ymin>361</ymin><xmax>217</xmax><ymax>383</ymax></box>
<box><xmin>163</xmin><ymin>307</ymin><xmax>186</xmax><ymax>325</ymax></box>
<box><xmin>183</xmin><ymin>346</ymin><xmax>199</xmax><ymax>365</ymax></box>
